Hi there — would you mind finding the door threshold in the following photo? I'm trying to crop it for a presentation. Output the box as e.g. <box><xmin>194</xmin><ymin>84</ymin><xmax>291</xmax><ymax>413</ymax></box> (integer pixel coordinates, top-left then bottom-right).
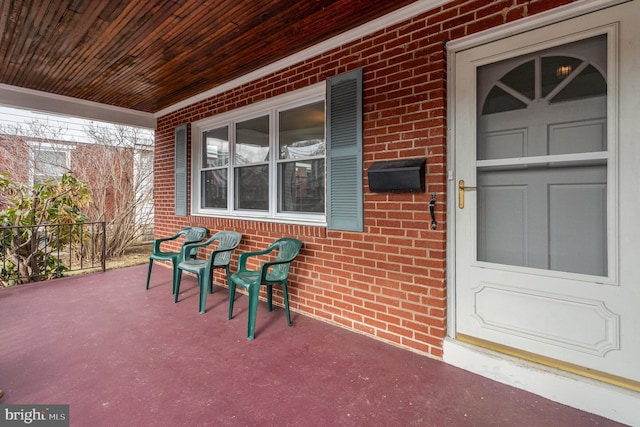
<box><xmin>443</xmin><ymin>337</ymin><xmax>640</xmax><ymax>426</ymax></box>
<box><xmin>456</xmin><ymin>333</ymin><xmax>640</xmax><ymax>392</ymax></box>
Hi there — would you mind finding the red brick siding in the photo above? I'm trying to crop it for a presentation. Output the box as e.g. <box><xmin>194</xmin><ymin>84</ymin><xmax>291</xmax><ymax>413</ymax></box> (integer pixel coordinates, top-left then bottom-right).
<box><xmin>154</xmin><ymin>0</ymin><xmax>575</xmax><ymax>357</ymax></box>
<box><xmin>0</xmin><ymin>136</ymin><xmax>30</xmax><ymax>184</ymax></box>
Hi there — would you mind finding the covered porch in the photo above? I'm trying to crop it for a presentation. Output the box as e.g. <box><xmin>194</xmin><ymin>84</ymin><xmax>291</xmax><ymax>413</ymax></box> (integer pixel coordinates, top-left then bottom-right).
<box><xmin>0</xmin><ymin>265</ymin><xmax>623</xmax><ymax>426</ymax></box>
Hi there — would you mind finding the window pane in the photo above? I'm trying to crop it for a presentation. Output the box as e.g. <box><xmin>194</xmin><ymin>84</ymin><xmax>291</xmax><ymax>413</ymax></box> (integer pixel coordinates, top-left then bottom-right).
<box><xmin>482</xmin><ymin>86</ymin><xmax>528</xmax><ymax>115</ymax></box>
<box><xmin>551</xmin><ymin>64</ymin><xmax>607</xmax><ymax>103</ymax></box>
<box><xmin>279</xmin><ymin>159</ymin><xmax>325</xmax><ymax>213</ymax></box>
<box><xmin>500</xmin><ymin>60</ymin><xmax>535</xmax><ymax>100</ymax></box>
<box><xmin>34</xmin><ymin>149</ymin><xmax>66</xmax><ymax>181</ymax></box>
<box><xmin>541</xmin><ymin>56</ymin><xmax>582</xmax><ymax>98</ymax></box>
<box><xmin>279</xmin><ymin>101</ymin><xmax>325</xmax><ymax>159</ymax></box>
<box><xmin>37</xmin><ymin>149</ymin><xmax>66</xmax><ymax>165</ymax></box>
<box><xmin>235</xmin><ymin>165</ymin><xmax>269</xmax><ymax>210</ymax></box>
<box><xmin>476</xmin><ymin>35</ymin><xmax>608</xmax><ymax>276</ymax></box>
<box><xmin>235</xmin><ymin>116</ymin><xmax>269</xmax><ymax>165</ymax></box>
<box><xmin>203</xmin><ymin>126</ymin><xmax>229</xmax><ymax>168</ymax></box>
<box><xmin>201</xmin><ymin>170</ymin><xmax>227</xmax><ymax>209</ymax></box>
<box><xmin>477</xmin><ymin>163</ymin><xmax>607</xmax><ymax>276</ymax></box>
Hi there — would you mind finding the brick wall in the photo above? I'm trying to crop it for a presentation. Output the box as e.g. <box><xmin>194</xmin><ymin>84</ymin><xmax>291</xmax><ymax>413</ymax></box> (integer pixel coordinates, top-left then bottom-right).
<box><xmin>0</xmin><ymin>136</ymin><xmax>30</xmax><ymax>184</ymax></box>
<box><xmin>154</xmin><ymin>0</ymin><xmax>574</xmax><ymax>357</ymax></box>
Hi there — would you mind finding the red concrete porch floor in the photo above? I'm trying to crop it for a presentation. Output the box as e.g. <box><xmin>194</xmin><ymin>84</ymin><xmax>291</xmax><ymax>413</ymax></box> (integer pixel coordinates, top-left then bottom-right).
<box><xmin>0</xmin><ymin>264</ymin><xmax>626</xmax><ymax>427</ymax></box>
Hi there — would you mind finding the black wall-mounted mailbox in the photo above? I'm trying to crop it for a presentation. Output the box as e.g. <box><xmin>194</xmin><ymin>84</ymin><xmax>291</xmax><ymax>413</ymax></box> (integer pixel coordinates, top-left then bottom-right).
<box><xmin>367</xmin><ymin>157</ymin><xmax>426</xmax><ymax>193</ymax></box>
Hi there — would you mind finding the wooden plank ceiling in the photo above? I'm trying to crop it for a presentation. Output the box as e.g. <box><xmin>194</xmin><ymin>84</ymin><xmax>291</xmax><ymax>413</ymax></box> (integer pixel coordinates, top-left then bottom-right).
<box><xmin>0</xmin><ymin>0</ymin><xmax>416</xmax><ymax>114</ymax></box>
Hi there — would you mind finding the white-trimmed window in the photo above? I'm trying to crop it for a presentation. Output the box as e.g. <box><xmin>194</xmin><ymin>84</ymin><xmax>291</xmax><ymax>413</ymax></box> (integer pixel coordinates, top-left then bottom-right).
<box><xmin>192</xmin><ymin>85</ymin><xmax>326</xmax><ymax>223</ymax></box>
<box><xmin>28</xmin><ymin>142</ymin><xmax>72</xmax><ymax>185</ymax></box>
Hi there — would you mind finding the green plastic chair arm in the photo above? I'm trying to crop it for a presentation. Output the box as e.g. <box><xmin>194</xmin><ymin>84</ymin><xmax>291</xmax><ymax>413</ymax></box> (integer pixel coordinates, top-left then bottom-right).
<box><xmin>236</xmin><ymin>246</ymin><xmax>276</xmax><ymax>271</ymax></box>
<box><xmin>182</xmin><ymin>232</ymin><xmax>241</xmax><ymax>264</ymax></box>
<box><xmin>181</xmin><ymin>236</ymin><xmax>216</xmax><ymax>254</ymax></box>
<box><xmin>181</xmin><ymin>239</ymin><xmax>213</xmax><ymax>260</ymax></box>
<box><xmin>258</xmin><ymin>258</ymin><xmax>298</xmax><ymax>281</ymax></box>
<box><xmin>152</xmin><ymin>232</ymin><xmax>183</xmax><ymax>252</ymax></box>
<box><xmin>209</xmin><ymin>247</ymin><xmax>236</xmax><ymax>266</ymax></box>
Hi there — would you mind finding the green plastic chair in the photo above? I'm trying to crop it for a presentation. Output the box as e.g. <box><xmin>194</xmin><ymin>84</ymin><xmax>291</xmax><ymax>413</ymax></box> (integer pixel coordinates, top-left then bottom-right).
<box><xmin>228</xmin><ymin>238</ymin><xmax>303</xmax><ymax>340</ymax></box>
<box><xmin>175</xmin><ymin>231</ymin><xmax>242</xmax><ymax>313</ymax></box>
<box><xmin>145</xmin><ymin>226</ymin><xmax>209</xmax><ymax>295</ymax></box>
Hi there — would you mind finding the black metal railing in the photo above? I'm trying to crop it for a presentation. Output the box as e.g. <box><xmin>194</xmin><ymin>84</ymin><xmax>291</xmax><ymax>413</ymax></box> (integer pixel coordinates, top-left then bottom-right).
<box><xmin>1</xmin><ymin>221</ymin><xmax>106</xmax><ymax>285</ymax></box>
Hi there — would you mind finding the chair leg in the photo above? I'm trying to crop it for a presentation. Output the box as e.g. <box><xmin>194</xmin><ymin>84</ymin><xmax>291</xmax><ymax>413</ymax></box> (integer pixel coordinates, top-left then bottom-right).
<box><xmin>282</xmin><ymin>282</ymin><xmax>292</xmax><ymax>327</ymax></box>
<box><xmin>171</xmin><ymin>259</ymin><xmax>180</xmax><ymax>296</ymax></box>
<box><xmin>174</xmin><ymin>269</ymin><xmax>183</xmax><ymax>303</ymax></box>
<box><xmin>224</xmin><ymin>265</ymin><xmax>231</xmax><ymax>291</ymax></box>
<box><xmin>209</xmin><ymin>267</ymin><xmax>215</xmax><ymax>294</ymax></box>
<box><xmin>228</xmin><ymin>281</ymin><xmax>237</xmax><ymax>320</ymax></box>
<box><xmin>267</xmin><ymin>285</ymin><xmax>273</xmax><ymax>312</ymax></box>
<box><xmin>199</xmin><ymin>269</ymin><xmax>210</xmax><ymax>314</ymax></box>
<box><xmin>247</xmin><ymin>284</ymin><xmax>260</xmax><ymax>340</ymax></box>
<box><xmin>146</xmin><ymin>259</ymin><xmax>154</xmax><ymax>289</ymax></box>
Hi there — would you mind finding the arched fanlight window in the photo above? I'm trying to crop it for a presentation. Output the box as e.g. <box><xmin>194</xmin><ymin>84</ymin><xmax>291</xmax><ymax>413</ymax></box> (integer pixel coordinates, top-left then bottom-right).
<box><xmin>482</xmin><ymin>52</ymin><xmax>606</xmax><ymax>115</ymax></box>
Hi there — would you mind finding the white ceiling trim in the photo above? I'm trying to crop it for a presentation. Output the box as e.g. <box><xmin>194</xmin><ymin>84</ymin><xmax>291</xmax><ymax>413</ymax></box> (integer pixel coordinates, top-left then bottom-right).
<box><xmin>0</xmin><ymin>0</ymin><xmax>448</xmax><ymax>126</ymax></box>
<box><xmin>155</xmin><ymin>0</ymin><xmax>447</xmax><ymax>118</ymax></box>
<box><xmin>0</xmin><ymin>83</ymin><xmax>156</xmax><ymax>129</ymax></box>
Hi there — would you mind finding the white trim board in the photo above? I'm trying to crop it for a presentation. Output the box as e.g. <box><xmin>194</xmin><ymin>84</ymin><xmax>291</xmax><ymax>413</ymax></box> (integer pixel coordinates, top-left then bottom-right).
<box><xmin>155</xmin><ymin>0</ymin><xmax>448</xmax><ymax>118</ymax></box>
<box><xmin>1</xmin><ymin>0</ymin><xmax>626</xmax><ymax>128</ymax></box>
<box><xmin>159</xmin><ymin>0</ymin><xmax>629</xmax><ymax>118</ymax></box>
<box><xmin>0</xmin><ymin>84</ymin><xmax>156</xmax><ymax>129</ymax></box>
<box><xmin>443</xmin><ymin>339</ymin><xmax>640</xmax><ymax>426</ymax></box>
<box><xmin>0</xmin><ymin>1</ymin><xmax>448</xmax><ymax>126</ymax></box>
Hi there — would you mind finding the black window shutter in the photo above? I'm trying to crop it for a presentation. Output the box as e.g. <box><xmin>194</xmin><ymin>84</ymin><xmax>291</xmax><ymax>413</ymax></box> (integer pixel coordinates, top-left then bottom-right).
<box><xmin>174</xmin><ymin>124</ymin><xmax>188</xmax><ymax>217</ymax></box>
<box><xmin>326</xmin><ymin>68</ymin><xmax>363</xmax><ymax>231</ymax></box>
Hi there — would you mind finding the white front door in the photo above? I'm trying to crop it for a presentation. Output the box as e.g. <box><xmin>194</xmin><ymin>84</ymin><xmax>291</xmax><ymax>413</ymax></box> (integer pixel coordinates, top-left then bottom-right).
<box><xmin>454</xmin><ymin>2</ymin><xmax>640</xmax><ymax>386</ymax></box>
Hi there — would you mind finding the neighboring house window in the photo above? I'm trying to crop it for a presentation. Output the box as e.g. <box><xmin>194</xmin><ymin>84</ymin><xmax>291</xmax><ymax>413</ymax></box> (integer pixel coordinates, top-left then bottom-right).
<box><xmin>28</xmin><ymin>142</ymin><xmax>71</xmax><ymax>185</ymax></box>
<box><xmin>193</xmin><ymin>85</ymin><xmax>326</xmax><ymax>223</ymax></box>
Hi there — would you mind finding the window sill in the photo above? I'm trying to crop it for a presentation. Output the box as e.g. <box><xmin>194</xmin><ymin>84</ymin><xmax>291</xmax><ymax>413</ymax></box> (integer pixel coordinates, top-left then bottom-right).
<box><xmin>190</xmin><ymin>211</ymin><xmax>327</xmax><ymax>227</ymax></box>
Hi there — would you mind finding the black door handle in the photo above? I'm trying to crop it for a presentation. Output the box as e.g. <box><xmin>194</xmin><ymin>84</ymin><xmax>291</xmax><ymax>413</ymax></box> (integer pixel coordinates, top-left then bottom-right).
<box><xmin>429</xmin><ymin>193</ymin><xmax>437</xmax><ymax>230</ymax></box>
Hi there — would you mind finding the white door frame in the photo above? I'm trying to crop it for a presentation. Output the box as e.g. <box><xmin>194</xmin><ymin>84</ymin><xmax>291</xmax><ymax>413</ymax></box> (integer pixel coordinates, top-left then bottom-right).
<box><xmin>444</xmin><ymin>1</ymin><xmax>639</xmax><ymax>425</ymax></box>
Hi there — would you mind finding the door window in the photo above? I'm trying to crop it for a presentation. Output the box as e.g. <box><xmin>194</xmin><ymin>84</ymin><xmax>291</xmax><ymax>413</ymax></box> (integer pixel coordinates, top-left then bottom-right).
<box><xmin>476</xmin><ymin>35</ymin><xmax>608</xmax><ymax>276</ymax></box>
